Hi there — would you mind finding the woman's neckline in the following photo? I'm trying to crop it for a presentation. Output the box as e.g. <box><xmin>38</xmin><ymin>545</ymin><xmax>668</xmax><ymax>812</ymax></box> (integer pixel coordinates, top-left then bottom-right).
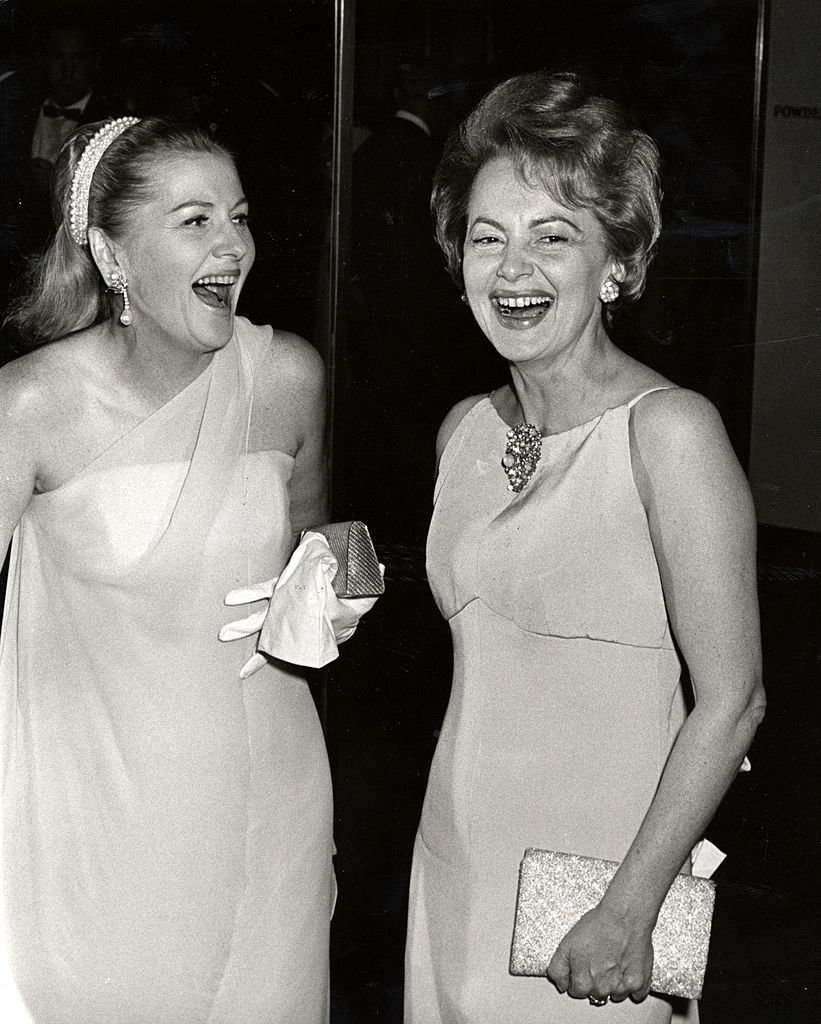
<box><xmin>487</xmin><ymin>390</ymin><xmax>605</xmax><ymax>439</ymax></box>
<box><xmin>486</xmin><ymin>385</ymin><xmax>673</xmax><ymax>439</ymax></box>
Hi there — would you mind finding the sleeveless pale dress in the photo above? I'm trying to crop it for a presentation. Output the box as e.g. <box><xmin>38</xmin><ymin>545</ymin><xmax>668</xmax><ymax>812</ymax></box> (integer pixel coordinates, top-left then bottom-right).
<box><xmin>0</xmin><ymin>318</ymin><xmax>333</xmax><ymax>1023</ymax></box>
<box><xmin>405</xmin><ymin>390</ymin><xmax>695</xmax><ymax>1024</ymax></box>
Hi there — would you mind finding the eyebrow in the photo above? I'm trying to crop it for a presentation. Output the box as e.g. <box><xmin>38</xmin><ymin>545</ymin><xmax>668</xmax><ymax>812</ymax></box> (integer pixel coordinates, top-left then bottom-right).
<box><xmin>469</xmin><ymin>214</ymin><xmax>581</xmax><ymax>232</ymax></box>
<box><xmin>168</xmin><ymin>197</ymin><xmax>249</xmax><ymax>214</ymax></box>
<box><xmin>532</xmin><ymin>215</ymin><xmax>580</xmax><ymax>231</ymax></box>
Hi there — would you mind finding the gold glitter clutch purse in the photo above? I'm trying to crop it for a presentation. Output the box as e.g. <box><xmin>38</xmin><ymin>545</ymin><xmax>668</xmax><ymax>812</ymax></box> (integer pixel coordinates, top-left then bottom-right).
<box><xmin>510</xmin><ymin>849</ymin><xmax>716</xmax><ymax>999</ymax></box>
<box><xmin>305</xmin><ymin>521</ymin><xmax>385</xmax><ymax>599</ymax></box>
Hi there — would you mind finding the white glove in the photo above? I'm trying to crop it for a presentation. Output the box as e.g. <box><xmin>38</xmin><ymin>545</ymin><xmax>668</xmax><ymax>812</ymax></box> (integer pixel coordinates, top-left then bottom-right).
<box><xmin>219</xmin><ymin>576</ymin><xmax>280</xmax><ymax>679</ymax></box>
<box><xmin>219</xmin><ymin>532</ymin><xmax>383</xmax><ymax>677</ymax></box>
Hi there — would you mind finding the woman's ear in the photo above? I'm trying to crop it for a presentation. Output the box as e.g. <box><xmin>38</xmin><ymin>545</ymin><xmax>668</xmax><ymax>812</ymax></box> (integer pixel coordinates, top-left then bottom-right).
<box><xmin>87</xmin><ymin>227</ymin><xmax>121</xmax><ymax>284</ymax></box>
<box><xmin>611</xmin><ymin>261</ymin><xmax>626</xmax><ymax>284</ymax></box>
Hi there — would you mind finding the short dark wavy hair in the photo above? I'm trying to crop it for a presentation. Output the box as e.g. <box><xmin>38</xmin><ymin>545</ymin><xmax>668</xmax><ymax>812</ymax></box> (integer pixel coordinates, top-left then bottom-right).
<box><xmin>432</xmin><ymin>71</ymin><xmax>662</xmax><ymax>312</ymax></box>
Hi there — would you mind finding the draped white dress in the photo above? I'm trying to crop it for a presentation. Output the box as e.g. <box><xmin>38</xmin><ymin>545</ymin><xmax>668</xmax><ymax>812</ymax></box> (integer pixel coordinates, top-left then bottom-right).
<box><xmin>0</xmin><ymin>318</ymin><xmax>334</xmax><ymax>1023</ymax></box>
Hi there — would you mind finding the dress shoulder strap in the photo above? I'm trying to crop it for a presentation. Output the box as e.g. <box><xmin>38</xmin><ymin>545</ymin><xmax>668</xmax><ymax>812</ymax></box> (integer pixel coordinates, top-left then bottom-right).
<box><xmin>433</xmin><ymin>396</ymin><xmax>491</xmax><ymax>504</ymax></box>
<box><xmin>626</xmin><ymin>385</ymin><xmax>676</xmax><ymax>410</ymax></box>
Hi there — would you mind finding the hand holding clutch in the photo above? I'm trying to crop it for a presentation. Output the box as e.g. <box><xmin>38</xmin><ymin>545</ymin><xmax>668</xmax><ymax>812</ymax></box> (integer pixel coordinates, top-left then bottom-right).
<box><xmin>306</xmin><ymin>521</ymin><xmax>385</xmax><ymax>598</ymax></box>
<box><xmin>219</xmin><ymin>527</ymin><xmax>384</xmax><ymax>676</ymax></box>
<box><xmin>510</xmin><ymin>849</ymin><xmax>716</xmax><ymax>1000</ymax></box>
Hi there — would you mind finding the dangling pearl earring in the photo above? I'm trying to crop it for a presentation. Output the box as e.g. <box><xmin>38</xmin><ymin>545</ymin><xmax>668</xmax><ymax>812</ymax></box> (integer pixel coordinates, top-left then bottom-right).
<box><xmin>108</xmin><ymin>270</ymin><xmax>132</xmax><ymax>326</ymax></box>
<box><xmin>599</xmin><ymin>278</ymin><xmax>619</xmax><ymax>304</ymax></box>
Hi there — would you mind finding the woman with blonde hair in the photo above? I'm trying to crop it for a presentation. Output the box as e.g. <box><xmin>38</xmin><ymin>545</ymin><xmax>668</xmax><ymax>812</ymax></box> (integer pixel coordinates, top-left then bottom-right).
<box><xmin>0</xmin><ymin>116</ymin><xmax>359</xmax><ymax>1023</ymax></box>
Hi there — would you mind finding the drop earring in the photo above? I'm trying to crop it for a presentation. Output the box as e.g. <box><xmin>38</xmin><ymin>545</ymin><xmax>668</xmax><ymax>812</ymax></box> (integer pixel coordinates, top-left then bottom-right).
<box><xmin>108</xmin><ymin>270</ymin><xmax>132</xmax><ymax>326</ymax></box>
<box><xmin>599</xmin><ymin>278</ymin><xmax>619</xmax><ymax>304</ymax></box>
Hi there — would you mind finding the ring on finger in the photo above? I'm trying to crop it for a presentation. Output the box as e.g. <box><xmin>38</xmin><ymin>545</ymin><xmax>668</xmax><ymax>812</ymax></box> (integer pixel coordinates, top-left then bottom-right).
<box><xmin>589</xmin><ymin>995</ymin><xmax>609</xmax><ymax>1006</ymax></box>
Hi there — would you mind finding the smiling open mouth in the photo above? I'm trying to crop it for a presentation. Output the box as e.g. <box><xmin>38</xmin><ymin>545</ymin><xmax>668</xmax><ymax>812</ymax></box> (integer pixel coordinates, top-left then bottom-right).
<box><xmin>192</xmin><ymin>275</ymin><xmax>237</xmax><ymax>309</ymax></box>
<box><xmin>494</xmin><ymin>295</ymin><xmax>553</xmax><ymax>319</ymax></box>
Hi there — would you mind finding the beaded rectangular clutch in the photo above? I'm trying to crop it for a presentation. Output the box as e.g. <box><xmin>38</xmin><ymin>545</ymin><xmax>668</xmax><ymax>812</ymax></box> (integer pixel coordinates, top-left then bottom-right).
<box><xmin>510</xmin><ymin>848</ymin><xmax>716</xmax><ymax>999</ymax></box>
<box><xmin>305</xmin><ymin>521</ymin><xmax>385</xmax><ymax>599</ymax></box>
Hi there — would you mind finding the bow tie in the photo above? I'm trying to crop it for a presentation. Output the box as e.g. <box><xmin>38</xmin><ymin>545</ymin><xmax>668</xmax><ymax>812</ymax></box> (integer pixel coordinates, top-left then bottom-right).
<box><xmin>42</xmin><ymin>104</ymin><xmax>83</xmax><ymax>120</ymax></box>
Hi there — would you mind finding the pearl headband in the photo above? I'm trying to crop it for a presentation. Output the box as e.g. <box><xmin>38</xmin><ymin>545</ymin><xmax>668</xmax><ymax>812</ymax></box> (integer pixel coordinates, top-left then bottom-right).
<box><xmin>68</xmin><ymin>116</ymin><xmax>141</xmax><ymax>246</ymax></box>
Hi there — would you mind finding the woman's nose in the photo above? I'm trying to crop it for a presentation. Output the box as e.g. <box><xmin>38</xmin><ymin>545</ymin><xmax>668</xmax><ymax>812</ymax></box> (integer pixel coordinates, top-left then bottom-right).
<box><xmin>497</xmin><ymin>243</ymin><xmax>533</xmax><ymax>281</ymax></box>
<box><xmin>214</xmin><ymin>221</ymin><xmax>249</xmax><ymax>260</ymax></box>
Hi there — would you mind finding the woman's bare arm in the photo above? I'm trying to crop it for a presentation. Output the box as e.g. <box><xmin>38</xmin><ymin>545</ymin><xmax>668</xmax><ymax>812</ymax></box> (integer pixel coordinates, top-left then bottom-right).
<box><xmin>548</xmin><ymin>388</ymin><xmax>765</xmax><ymax>1002</ymax></box>
<box><xmin>250</xmin><ymin>332</ymin><xmax>328</xmax><ymax>542</ymax></box>
<box><xmin>0</xmin><ymin>361</ymin><xmax>42</xmax><ymax>563</ymax></box>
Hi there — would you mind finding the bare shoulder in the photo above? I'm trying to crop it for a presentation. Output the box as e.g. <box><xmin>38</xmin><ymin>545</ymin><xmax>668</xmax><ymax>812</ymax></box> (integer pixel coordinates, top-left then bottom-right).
<box><xmin>272</xmin><ymin>328</ymin><xmax>325</xmax><ymax>378</ymax></box>
<box><xmin>1</xmin><ymin>327</ymin><xmax>105</xmax><ymax>410</ymax></box>
<box><xmin>1</xmin><ymin>326</ymin><xmax>134</xmax><ymax>485</ymax></box>
<box><xmin>0</xmin><ymin>349</ymin><xmax>66</xmax><ymax>523</ymax></box>
<box><xmin>245</xmin><ymin>328</ymin><xmax>326</xmax><ymax>456</ymax></box>
<box><xmin>0</xmin><ymin>343</ymin><xmax>71</xmax><ymax>431</ymax></box>
<box><xmin>630</xmin><ymin>387</ymin><xmax>732</xmax><ymax>460</ymax></box>
<box><xmin>252</xmin><ymin>328</ymin><xmax>325</xmax><ymax>403</ymax></box>
<box><xmin>629</xmin><ymin>387</ymin><xmax>751</xmax><ymax>511</ymax></box>
<box><xmin>436</xmin><ymin>393</ymin><xmax>486</xmax><ymax>463</ymax></box>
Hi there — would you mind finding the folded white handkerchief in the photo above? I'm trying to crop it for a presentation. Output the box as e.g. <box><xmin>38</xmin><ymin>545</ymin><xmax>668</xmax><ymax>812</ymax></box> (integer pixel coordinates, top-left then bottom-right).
<box><xmin>685</xmin><ymin>756</ymin><xmax>751</xmax><ymax>882</ymax></box>
<box><xmin>690</xmin><ymin>838</ymin><xmax>726</xmax><ymax>879</ymax></box>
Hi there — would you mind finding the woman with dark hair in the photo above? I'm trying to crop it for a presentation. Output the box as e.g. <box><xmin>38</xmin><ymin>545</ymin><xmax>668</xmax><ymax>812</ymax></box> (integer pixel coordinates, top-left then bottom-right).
<box><xmin>0</xmin><ymin>116</ymin><xmax>355</xmax><ymax>1023</ymax></box>
<box><xmin>404</xmin><ymin>72</ymin><xmax>764</xmax><ymax>1022</ymax></box>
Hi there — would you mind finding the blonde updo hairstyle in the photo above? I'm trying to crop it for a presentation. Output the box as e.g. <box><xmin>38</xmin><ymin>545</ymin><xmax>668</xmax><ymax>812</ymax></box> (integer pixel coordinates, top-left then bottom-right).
<box><xmin>6</xmin><ymin>117</ymin><xmax>232</xmax><ymax>347</ymax></box>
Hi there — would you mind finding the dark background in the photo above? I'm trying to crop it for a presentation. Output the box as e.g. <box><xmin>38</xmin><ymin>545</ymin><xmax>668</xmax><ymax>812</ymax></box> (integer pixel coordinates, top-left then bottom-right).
<box><xmin>1</xmin><ymin>1</ymin><xmax>818</xmax><ymax>1021</ymax></box>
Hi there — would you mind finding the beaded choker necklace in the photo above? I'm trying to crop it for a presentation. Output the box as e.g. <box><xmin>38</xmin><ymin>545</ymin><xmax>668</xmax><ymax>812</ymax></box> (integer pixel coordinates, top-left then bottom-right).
<box><xmin>502</xmin><ymin>423</ymin><xmax>543</xmax><ymax>492</ymax></box>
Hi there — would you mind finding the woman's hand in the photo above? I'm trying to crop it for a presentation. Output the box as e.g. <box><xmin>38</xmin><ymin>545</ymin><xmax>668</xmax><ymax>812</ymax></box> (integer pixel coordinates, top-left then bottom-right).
<box><xmin>547</xmin><ymin>904</ymin><xmax>653</xmax><ymax>1004</ymax></box>
<box><xmin>219</xmin><ymin>537</ymin><xmax>384</xmax><ymax>676</ymax></box>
